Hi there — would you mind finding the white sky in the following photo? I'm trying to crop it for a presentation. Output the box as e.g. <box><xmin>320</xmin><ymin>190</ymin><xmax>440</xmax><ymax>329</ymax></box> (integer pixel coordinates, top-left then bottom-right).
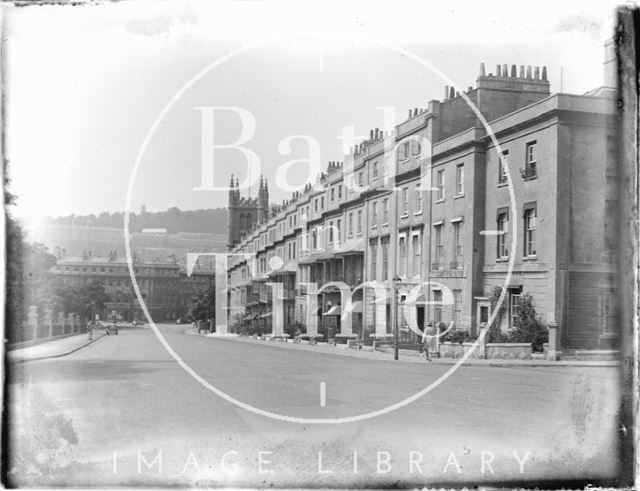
<box><xmin>3</xmin><ymin>0</ymin><xmax>621</xmax><ymax>221</ymax></box>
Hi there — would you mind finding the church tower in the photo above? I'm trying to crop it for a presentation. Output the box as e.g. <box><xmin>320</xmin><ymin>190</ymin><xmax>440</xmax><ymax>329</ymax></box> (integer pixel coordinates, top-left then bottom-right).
<box><xmin>226</xmin><ymin>174</ymin><xmax>238</xmax><ymax>251</ymax></box>
<box><xmin>226</xmin><ymin>173</ymin><xmax>268</xmax><ymax>250</ymax></box>
<box><xmin>258</xmin><ymin>175</ymin><xmax>270</xmax><ymax>224</ymax></box>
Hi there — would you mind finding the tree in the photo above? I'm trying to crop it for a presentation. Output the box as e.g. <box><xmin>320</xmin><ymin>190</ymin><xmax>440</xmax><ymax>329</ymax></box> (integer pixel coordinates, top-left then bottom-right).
<box><xmin>5</xmin><ymin>214</ymin><xmax>25</xmax><ymax>341</ymax></box>
<box><xmin>488</xmin><ymin>286</ymin><xmax>508</xmax><ymax>343</ymax></box>
<box><xmin>508</xmin><ymin>293</ymin><xmax>548</xmax><ymax>352</ymax></box>
<box><xmin>46</xmin><ymin>278</ymin><xmax>109</xmax><ymax>318</ymax></box>
<box><xmin>21</xmin><ymin>242</ymin><xmax>57</xmax><ymax>309</ymax></box>
<box><xmin>186</xmin><ymin>282</ymin><xmax>215</xmax><ymax>323</ymax></box>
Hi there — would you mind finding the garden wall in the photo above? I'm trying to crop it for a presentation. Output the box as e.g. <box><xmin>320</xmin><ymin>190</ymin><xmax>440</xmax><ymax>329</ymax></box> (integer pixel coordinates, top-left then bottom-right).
<box><xmin>438</xmin><ymin>341</ymin><xmax>532</xmax><ymax>359</ymax></box>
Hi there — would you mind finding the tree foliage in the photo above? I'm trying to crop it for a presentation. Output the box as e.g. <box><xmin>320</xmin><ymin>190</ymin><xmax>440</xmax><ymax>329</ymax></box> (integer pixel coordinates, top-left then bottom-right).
<box><xmin>186</xmin><ymin>281</ymin><xmax>215</xmax><ymax>323</ymax></box>
<box><xmin>5</xmin><ymin>214</ymin><xmax>25</xmax><ymax>330</ymax></box>
<box><xmin>508</xmin><ymin>293</ymin><xmax>548</xmax><ymax>352</ymax></box>
<box><xmin>487</xmin><ymin>288</ymin><xmax>548</xmax><ymax>350</ymax></box>
<box><xmin>46</xmin><ymin>207</ymin><xmax>228</xmax><ymax>234</ymax></box>
<box><xmin>488</xmin><ymin>286</ymin><xmax>508</xmax><ymax>342</ymax></box>
<box><xmin>45</xmin><ymin>279</ymin><xmax>110</xmax><ymax>318</ymax></box>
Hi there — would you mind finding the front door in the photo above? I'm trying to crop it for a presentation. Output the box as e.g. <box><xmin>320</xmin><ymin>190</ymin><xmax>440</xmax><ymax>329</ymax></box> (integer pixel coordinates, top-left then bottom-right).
<box><xmin>475</xmin><ymin>300</ymin><xmax>490</xmax><ymax>338</ymax></box>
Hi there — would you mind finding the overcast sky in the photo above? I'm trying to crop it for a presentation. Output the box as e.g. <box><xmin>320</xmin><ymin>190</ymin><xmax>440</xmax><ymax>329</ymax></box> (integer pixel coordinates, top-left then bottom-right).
<box><xmin>4</xmin><ymin>0</ymin><xmax>619</xmax><ymax>221</ymax></box>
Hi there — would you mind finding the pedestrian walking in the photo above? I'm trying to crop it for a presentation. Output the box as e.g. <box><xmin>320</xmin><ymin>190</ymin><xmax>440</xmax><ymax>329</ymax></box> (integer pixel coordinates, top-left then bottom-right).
<box><xmin>422</xmin><ymin>322</ymin><xmax>436</xmax><ymax>362</ymax></box>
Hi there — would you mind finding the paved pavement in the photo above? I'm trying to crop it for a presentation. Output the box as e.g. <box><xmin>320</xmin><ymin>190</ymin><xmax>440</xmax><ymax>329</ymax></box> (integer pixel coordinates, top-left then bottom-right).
<box><xmin>190</xmin><ymin>330</ymin><xmax>621</xmax><ymax>368</ymax></box>
<box><xmin>7</xmin><ymin>333</ymin><xmax>105</xmax><ymax>363</ymax></box>
<box><xmin>5</xmin><ymin>324</ymin><xmax>623</xmax><ymax>488</ymax></box>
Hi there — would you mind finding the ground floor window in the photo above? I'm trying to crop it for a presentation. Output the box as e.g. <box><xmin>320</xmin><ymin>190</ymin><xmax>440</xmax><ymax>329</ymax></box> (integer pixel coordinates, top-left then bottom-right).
<box><xmin>479</xmin><ymin>305</ymin><xmax>489</xmax><ymax>324</ymax></box>
<box><xmin>509</xmin><ymin>287</ymin><xmax>522</xmax><ymax>329</ymax></box>
<box><xmin>433</xmin><ymin>290</ymin><xmax>443</xmax><ymax>323</ymax></box>
<box><xmin>453</xmin><ymin>289</ymin><xmax>462</xmax><ymax>327</ymax></box>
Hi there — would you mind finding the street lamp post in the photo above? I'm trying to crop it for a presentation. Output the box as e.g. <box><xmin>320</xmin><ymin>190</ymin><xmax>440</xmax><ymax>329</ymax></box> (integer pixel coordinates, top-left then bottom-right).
<box><xmin>392</xmin><ymin>277</ymin><xmax>401</xmax><ymax>361</ymax></box>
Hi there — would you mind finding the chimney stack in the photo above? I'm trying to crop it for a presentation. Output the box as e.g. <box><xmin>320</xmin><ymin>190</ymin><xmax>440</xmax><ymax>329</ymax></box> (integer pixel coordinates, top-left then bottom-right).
<box><xmin>479</xmin><ymin>62</ymin><xmax>486</xmax><ymax>76</ymax></box>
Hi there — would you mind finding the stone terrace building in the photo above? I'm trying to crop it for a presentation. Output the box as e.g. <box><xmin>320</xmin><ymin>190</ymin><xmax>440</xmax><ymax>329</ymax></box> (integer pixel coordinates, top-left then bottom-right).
<box><xmin>226</xmin><ymin>61</ymin><xmax>618</xmax><ymax>352</ymax></box>
<box><xmin>51</xmin><ymin>252</ymin><xmax>215</xmax><ymax>322</ymax></box>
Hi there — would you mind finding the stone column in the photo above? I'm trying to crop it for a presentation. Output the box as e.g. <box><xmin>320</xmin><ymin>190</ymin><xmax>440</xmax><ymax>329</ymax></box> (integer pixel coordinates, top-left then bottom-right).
<box><xmin>340</xmin><ymin>295</ymin><xmax>353</xmax><ymax>337</ymax></box>
<box><xmin>375</xmin><ymin>293</ymin><xmax>387</xmax><ymax>338</ymax></box>
<box><xmin>58</xmin><ymin>312</ymin><xmax>65</xmax><ymax>336</ymax></box>
<box><xmin>305</xmin><ymin>283</ymin><xmax>319</xmax><ymax>337</ymax></box>
<box><xmin>28</xmin><ymin>306</ymin><xmax>38</xmax><ymax>341</ymax></box>
<box><xmin>214</xmin><ymin>257</ymin><xmax>227</xmax><ymax>335</ymax></box>
<box><xmin>268</xmin><ymin>282</ymin><xmax>284</xmax><ymax>337</ymax></box>
<box><xmin>44</xmin><ymin>309</ymin><xmax>53</xmax><ymax>339</ymax></box>
<box><xmin>547</xmin><ymin>321</ymin><xmax>560</xmax><ymax>361</ymax></box>
<box><xmin>478</xmin><ymin>322</ymin><xmax>487</xmax><ymax>359</ymax></box>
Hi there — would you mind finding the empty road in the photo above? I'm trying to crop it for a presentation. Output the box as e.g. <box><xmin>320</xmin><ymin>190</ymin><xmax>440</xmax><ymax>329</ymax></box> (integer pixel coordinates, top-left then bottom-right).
<box><xmin>6</xmin><ymin>324</ymin><xmax>622</xmax><ymax>487</ymax></box>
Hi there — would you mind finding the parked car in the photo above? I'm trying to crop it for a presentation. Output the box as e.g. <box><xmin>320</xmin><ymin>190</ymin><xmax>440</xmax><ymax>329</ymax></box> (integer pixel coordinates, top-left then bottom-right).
<box><xmin>105</xmin><ymin>324</ymin><xmax>119</xmax><ymax>335</ymax></box>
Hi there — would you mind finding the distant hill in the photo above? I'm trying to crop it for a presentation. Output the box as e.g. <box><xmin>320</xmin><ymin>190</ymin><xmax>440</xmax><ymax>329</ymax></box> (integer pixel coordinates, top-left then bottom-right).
<box><xmin>45</xmin><ymin>207</ymin><xmax>228</xmax><ymax>234</ymax></box>
<box><xmin>25</xmin><ymin>224</ymin><xmax>227</xmax><ymax>266</ymax></box>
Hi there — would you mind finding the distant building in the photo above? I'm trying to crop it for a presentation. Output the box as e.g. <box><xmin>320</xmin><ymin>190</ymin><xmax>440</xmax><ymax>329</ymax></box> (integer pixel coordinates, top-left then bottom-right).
<box><xmin>51</xmin><ymin>252</ymin><xmax>214</xmax><ymax>322</ymax></box>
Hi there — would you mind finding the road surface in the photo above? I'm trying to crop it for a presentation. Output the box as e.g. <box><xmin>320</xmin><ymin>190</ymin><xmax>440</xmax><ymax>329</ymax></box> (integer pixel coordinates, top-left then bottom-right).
<box><xmin>6</xmin><ymin>324</ymin><xmax>622</xmax><ymax>487</ymax></box>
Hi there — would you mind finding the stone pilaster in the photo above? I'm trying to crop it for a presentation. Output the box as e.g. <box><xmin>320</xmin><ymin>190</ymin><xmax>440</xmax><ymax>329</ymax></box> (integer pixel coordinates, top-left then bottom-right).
<box><xmin>28</xmin><ymin>306</ymin><xmax>38</xmax><ymax>341</ymax></box>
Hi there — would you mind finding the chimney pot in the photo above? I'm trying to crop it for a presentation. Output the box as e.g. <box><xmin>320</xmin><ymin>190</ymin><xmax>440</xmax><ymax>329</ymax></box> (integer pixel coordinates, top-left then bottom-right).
<box><xmin>534</xmin><ymin>66</ymin><xmax>540</xmax><ymax>80</ymax></box>
<box><xmin>519</xmin><ymin>65</ymin><xmax>525</xmax><ymax>78</ymax></box>
<box><xmin>510</xmin><ymin>64</ymin><xmax>517</xmax><ymax>77</ymax></box>
<box><xmin>496</xmin><ymin>64</ymin><xmax>501</xmax><ymax>77</ymax></box>
<box><xmin>502</xmin><ymin>64</ymin><xmax>508</xmax><ymax>76</ymax></box>
<box><xmin>526</xmin><ymin>65</ymin><xmax>532</xmax><ymax>79</ymax></box>
<box><xmin>369</xmin><ymin>130</ymin><xmax>374</xmax><ymax>139</ymax></box>
<box><xmin>479</xmin><ymin>62</ymin><xmax>486</xmax><ymax>76</ymax></box>
<box><xmin>449</xmin><ymin>87</ymin><xmax>455</xmax><ymax>99</ymax></box>
<box><xmin>444</xmin><ymin>85</ymin><xmax>449</xmax><ymax>99</ymax></box>
<box><xmin>541</xmin><ymin>66</ymin><xmax>548</xmax><ymax>81</ymax></box>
